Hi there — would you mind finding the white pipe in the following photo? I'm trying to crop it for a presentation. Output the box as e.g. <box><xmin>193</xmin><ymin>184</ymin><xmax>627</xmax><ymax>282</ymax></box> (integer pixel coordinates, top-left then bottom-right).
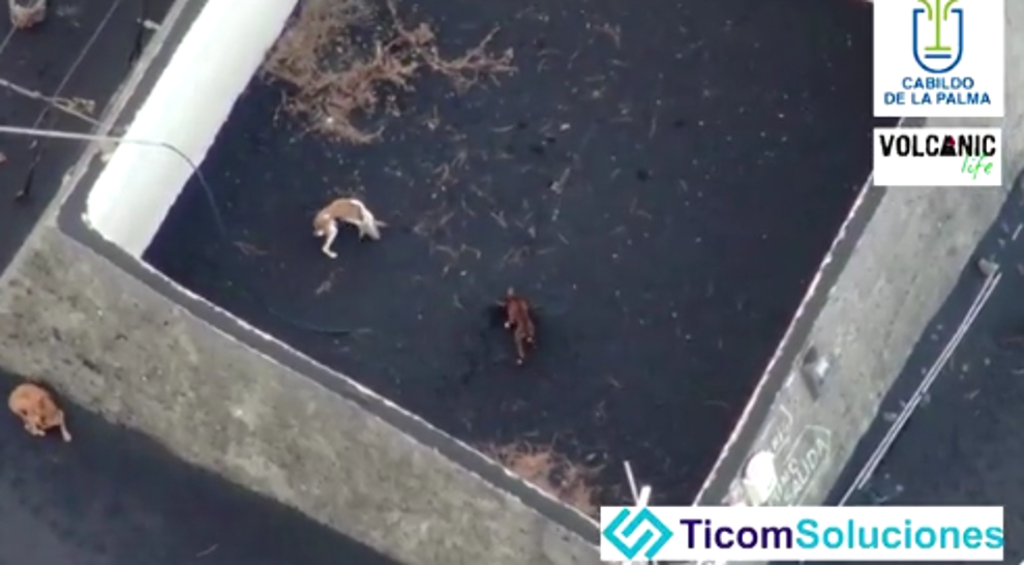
<box><xmin>624</xmin><ymin>461</ymin><xmax>640</xmax><ymax>503</ymax></box>
<box><xmin>85</xmin><ymin>0</ymin><xmax>300</xmax><ymax>257</ymax></box>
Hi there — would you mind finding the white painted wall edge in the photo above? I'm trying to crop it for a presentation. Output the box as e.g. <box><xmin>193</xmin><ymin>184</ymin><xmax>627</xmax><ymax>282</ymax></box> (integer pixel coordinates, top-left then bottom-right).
<box><xmin>85</xmin><ymin>0</ymin><xmax>299</xmax><ymax>257</ymax></box>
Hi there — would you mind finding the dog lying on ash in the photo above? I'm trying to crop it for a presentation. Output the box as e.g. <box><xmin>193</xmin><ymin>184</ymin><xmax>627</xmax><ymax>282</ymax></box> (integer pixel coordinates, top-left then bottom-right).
<box><xmin>313</xmin><ymin>197</ymin><xmax>387</xmax><ymax>259</ymax></box>
<box><xmin>501</xmin><ymin>288</ymin><xmax>536</xmax><ymax>365</ymax></box>
<box><xmin>8</xmin><ymin>382</ymin><xmax>72</xmax><ymax>442</ymax></box>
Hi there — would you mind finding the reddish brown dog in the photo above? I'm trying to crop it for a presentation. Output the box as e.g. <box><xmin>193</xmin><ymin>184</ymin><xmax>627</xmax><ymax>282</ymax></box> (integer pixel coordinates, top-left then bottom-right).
<box><xmin>502</xmin><ymin>288</ymin><xmax>536</xmax><ymax>365</ymax></box>
<box><xmin>8</xmin><ymin>382</ymin><xmax>72</xmax><ymax>442</ymax></box>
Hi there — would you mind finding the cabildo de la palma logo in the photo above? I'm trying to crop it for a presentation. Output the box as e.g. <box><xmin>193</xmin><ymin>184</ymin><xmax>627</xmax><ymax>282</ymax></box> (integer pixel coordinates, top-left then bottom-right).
<box><xmin>874</xmin><ymin>0</ymin><xmax>1004</xmax><ymax>118</ymax></box>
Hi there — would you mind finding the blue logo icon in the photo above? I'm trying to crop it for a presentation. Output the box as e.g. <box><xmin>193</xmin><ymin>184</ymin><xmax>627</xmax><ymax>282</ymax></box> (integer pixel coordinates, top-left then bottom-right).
<box><xmin>602</xmin><ymin>508</ymin><xmax>674</xmax><ymax>560</ymax></box>
<box><xmin>913</xmin><ymin>0</ymin><xmax>964</xmax><ymax>74</ymax></box>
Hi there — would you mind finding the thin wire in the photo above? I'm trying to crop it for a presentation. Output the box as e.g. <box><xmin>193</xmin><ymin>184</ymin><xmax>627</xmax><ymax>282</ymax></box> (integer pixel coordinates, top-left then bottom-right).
<box><xmin>3</xmin><ymin>0</ymin><xmax>130</xmax><ymax>201</ymax></box>
<box><xmin>28</xmin><ymin>0</ymin><xmax>127</xmax><ymax>133</ymax></box>
<box><xmin>0</xmin><ymin>124</ymin><xmax>225</xmax><ymax>230</ymax></box>
<box><xmin>837</xmin><ymin>268</ymin><xmax>1001</xmax><ymax>505</ymax></box>
<box><xmin>0</xmin><ymin>25</ymin><xmax>17</xmax><ymax>62</ymax></box>
<box><xmin>0</xmin><ymin>77</ymin><xmax>99</xmax><ymax>125</ymax></box>
<box><xmin>0</xmin><ymin>0</ymin><xmax>126</xmax><ymax>132</ymax></box>
<box><xmin>0</xmin><ymin>24</ymin><xmax>21</xmax><ymax>137</ymax></box>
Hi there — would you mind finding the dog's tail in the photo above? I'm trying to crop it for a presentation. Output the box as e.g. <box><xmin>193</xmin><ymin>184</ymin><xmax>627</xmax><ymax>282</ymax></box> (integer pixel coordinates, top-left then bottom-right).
<box><xmin>59</xmin><ymin>421</ymin><xmax>72</xmax><ymax>442</ymax></box>
<box><xmin>353</xmin><ymin>200</ymin><xmax>387</xmax><ymax>240</ymax></box>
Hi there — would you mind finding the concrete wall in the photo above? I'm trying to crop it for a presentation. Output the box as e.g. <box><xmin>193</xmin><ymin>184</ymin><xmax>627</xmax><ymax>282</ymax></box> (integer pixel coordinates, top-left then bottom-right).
<box><xmin>696</xmin><ymin>75</ymin><xmax>1022</xmax><ymax>520</ymax></box>
<box><xmin>86</xmin><ymin>0</ymin><xmax>297</xmax><ymax>257</ymax></box>
<box><xmin>705</xmin><ymin>181</ymin><xmax>1006</xmax><ymax>508</ymax></box>
<box><xmin>693</xmin><ymin>0</ymin><xmax>1024</xmax><ymax>507</ymax></box>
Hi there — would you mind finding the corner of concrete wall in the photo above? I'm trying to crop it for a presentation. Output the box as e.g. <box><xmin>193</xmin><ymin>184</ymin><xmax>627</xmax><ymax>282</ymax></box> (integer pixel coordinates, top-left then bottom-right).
<box><xmin>698</xmin><ymin>0</ymin><xmax>1024</xmax><ymax>505</ymax></box>
<box><xmin>0</xmin><ymin>226</ymin><xmax>597</xmax><ymax>565</ymax></box>
<box><xmin>87</xmin><ymin>0</ymin><xmax>298</xmax><ymax>256</ymax></box>
<box><xmin>770</xmin><ymin>185</ymin><xmax>1005</xmax><ymax>504</ymax></box>
<box><xmin>699</xmin><ymin>182</ymin><xmax>1007</xmax><ymax>508</ymax></box>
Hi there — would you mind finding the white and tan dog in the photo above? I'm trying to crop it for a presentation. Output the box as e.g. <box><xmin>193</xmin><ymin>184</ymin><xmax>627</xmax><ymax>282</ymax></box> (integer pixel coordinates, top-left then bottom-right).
<box><xmin>313</xmin><ymin>197</ymin><xmax>387</xmax><ymax>258</ymax></box>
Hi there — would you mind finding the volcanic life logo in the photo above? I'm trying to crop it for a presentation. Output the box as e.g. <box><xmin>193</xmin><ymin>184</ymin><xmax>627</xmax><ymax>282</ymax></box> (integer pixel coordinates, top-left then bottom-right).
<box><xmin>872</xmin><ymin>127</ymin><xmax>1002</xmax><ymax>187</ymax></box>
<box><xmin>874</xmin><ymin>0</ymin><xmax>1004</xmax><ymax>118</ymax></box>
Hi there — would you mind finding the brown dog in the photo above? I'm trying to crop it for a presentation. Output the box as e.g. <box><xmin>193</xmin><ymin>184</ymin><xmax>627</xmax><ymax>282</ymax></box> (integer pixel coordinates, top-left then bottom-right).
<box><xmin>8</xmin><ymin>382</ymin><xmax>72</xmax><ymax>442</ymax></box>
<box><xmin>501</xmin><ymin>288</ymin><xmax>536</xmax><ymax>365</ymax></box>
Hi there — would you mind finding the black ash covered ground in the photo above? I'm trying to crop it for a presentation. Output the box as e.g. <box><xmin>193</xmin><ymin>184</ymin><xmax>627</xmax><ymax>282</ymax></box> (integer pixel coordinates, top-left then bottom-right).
<box><xmin>0</xmin><ymin>368</ymin><xmax>401</xmax><ymax>565</ymax></box>
<box><xmin>147</xmin><ymin>0</ymin><xmax>877</xmax><ymax>504</ymax></box>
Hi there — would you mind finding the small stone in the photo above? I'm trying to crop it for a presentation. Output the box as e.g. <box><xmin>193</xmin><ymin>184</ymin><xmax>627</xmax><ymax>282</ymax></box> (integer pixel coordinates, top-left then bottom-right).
<box><xmin>9</xmin><ymin>0</ymin><xmax>46</xmax><ymax>29</ymax></box>
<box><xmin>977</xmin><ymin>257</ymin><xmax>998</xmax><ymax>277</ymax></box>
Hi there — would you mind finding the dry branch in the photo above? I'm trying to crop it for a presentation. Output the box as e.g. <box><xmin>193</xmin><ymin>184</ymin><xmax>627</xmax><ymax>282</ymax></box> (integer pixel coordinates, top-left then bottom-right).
<box><xmin>485</xmin><ymin>441</ymin><xmax>602</xmax><ymax>517</ymax></box>
<box><xmin>263</xmin><ymin>0</ymin><xmax>515</xmax><ymax>144</ymax></box>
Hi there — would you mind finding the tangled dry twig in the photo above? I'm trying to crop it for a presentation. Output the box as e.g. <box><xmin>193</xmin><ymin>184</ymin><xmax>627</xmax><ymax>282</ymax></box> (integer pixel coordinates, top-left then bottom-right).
<box><xmin>263</xmin><ymin>0</ymin><xmax>515</xmax><ymax>144</ymax></box>
<box><xmin>485</xmin><ymin>441</ymin><xmax>602</xmax><ymax>517</ymax></box>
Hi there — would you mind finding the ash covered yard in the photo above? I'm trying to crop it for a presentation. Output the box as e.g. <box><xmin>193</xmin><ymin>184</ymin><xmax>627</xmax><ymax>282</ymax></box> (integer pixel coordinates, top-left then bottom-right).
<box><xmin>145</xmin><ymin>0</ymin><xmax>876</xmax><ymax>511</ymax></box>
<box><xmin>0</xmin><ymin>369</ymin><xmax>401</xmax><ymax>565</ymax></box>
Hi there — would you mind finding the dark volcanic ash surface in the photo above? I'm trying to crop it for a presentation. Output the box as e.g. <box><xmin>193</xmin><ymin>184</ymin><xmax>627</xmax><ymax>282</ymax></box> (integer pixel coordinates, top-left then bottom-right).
<box><xmin>146</xmin><ymin>0</ymin><xmax>877</xmax><ymax>504</ymax></box>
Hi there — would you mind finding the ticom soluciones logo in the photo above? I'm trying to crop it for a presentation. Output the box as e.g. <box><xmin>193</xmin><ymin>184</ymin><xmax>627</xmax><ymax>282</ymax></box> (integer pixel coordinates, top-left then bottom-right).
<box><xmin>602</xmin><ymin>507</ymin><xmax>674</xmax><ymax>560</ymax></box>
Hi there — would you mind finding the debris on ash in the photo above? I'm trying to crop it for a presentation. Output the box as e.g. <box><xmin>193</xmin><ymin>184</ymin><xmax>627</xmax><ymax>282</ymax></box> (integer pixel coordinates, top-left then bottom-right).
<box><xmin>262</xmin><ymin>0</ymin><xmax>515</xmax><ymax>144</ymax></box>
